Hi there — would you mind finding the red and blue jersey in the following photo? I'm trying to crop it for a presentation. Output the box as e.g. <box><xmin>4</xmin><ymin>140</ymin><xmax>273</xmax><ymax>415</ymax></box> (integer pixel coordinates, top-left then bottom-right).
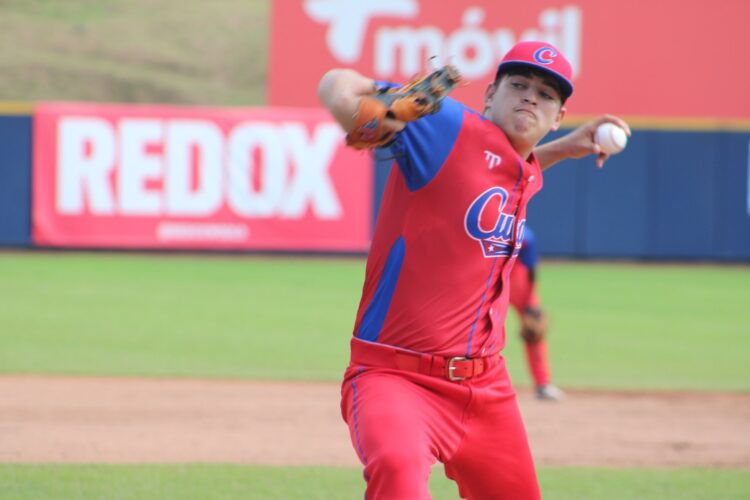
<box><xmin>352</xmin><ymin>96</ymin><xmax>543</xmax><ymax>358</ymax></box>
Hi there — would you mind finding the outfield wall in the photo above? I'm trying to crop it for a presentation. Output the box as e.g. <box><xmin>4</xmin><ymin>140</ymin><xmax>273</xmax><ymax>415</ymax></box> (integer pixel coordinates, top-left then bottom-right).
<box><xmin>270</xmin><ymin>0</ymin><xmax>750</xmax><ymax>261</ymax></box>
<box><xmin>1</xmin><ymin>110</ymin><xmax>749</xmax><ymax>261</ymax></box>
<box><xmin>0</xmin><ymin>114</ymin><xmax>32</xmax><ymax>247</ymax></box>
<box><xmin>531</xmin><ymin>128</ymin><xmax>750</xmax><ymax>260</ymax></box>
<box><xmin>374</xmin><ymin>125</ymin><xmax>750</xmax><ymax>262</ymax></box>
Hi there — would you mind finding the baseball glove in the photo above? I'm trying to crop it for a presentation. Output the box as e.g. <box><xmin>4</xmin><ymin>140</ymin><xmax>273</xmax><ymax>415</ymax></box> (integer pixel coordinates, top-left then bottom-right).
<box><xmin>520</xmin><ymin>306</ymin><xmax>548</xmax><ymax>344</ymax></box>
<box><xmin>346</xmin><ymin>65</ymin><xmax>462</xmax><ymax>149</ymax></box>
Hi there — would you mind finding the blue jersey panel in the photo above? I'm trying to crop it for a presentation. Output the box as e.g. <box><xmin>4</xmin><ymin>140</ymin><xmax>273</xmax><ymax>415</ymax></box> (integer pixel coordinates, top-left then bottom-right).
<box><xmin>356</xmin><ymin>236</ymin><xmax>406</xmax><ymax>343</ymax></box>
<box><xmin>380</xmin><ymin>97</ymin><xmax>465</xmax><ymax>191</ymax></box>
<box><xmin>519</xmin><ymin>227</ymin><xmax>538</xmax><ymax>270</ymax></box>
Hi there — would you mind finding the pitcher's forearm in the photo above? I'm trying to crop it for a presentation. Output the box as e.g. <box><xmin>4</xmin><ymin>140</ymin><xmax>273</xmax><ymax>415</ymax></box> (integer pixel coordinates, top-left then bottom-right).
<box><xmin>534</xmin><ymin>139</ymin><xmax>572</xmax><ymax>170</ymax></box>
<box><xmin>318</xmin><ymin>69</ymin><xmax>377</xmax><ymax>132</ymax></box>
<box><xmin>535</xmin><ymin>115</ymin><xmax>632</xmax><ymax>170</ymax></box>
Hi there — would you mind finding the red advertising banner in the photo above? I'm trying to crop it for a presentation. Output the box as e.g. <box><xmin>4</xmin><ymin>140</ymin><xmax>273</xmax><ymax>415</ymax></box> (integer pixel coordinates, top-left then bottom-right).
<box><xmin>33</xmin><ymin>103</ymin><xmax>372</xmax><ymax>251</ymax></box>
<box><xmin>270</xmin><ymin>0</ymin><xmax>750</xmax><ymax>120</ymax></box>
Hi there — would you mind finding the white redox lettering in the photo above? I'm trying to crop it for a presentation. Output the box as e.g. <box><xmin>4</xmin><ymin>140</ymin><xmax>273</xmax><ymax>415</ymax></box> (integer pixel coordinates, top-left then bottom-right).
<box><xmin>165</xmin><ymin>120</ymin><xmax>223</xmax><ymax>216</ymax></box>
<box><xmin>56</xmin><ymin>116</ymin><xmax>348</xmax><ymax>221</ymax></box>
<box><xmin>226</xmin><ymin>123</ymin><xmax>286</xmax><ymax>218</ymax></box>
<box><xmin>57</xmin><ymin>118</ymin><xmax>116</xmax><ymax>215</ymax></box>
<box><xmin>119</xmin><ymin>119</ymin><xmax>163</xmax><ymax>215</ymax></box>
<box><xmin>280</xmin><ymin>123</ymin><xmax>342</xmax><ymax>219</ymax></box>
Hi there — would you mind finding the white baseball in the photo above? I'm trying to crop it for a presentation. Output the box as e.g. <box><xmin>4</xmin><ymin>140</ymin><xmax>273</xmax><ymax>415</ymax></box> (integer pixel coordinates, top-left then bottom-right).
<box><xmin>595</xmin><ymin>123</ymin><xmax>628</xmax><ymax>155</ymax></box>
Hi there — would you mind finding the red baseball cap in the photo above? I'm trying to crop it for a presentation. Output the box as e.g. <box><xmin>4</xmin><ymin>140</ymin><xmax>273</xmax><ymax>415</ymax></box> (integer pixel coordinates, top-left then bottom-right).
<box><xmin>496</xmin><ymin>41</ymin><xmax>574</xmax><ymax>100</ymax></box>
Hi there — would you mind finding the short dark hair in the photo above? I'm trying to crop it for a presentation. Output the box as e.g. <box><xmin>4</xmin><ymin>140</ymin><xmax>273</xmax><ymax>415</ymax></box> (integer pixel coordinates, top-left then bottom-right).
<box><xmin>494</xmin><ymin>66</ymin><xmax>567</xmax><ymax>105</ymax></box>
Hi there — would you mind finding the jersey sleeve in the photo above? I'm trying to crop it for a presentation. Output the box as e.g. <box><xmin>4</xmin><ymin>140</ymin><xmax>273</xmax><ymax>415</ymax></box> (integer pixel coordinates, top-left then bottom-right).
<box><xmin>375</xmin><ymin>82</ymin><xmax>466</xmax><ymax>191</ymax></box>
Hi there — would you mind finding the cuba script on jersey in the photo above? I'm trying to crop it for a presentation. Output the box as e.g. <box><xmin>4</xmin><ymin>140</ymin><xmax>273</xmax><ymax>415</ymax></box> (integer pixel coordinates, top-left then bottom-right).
<box><xmin>465</xmin><ymin>186</ymin><xmax>526</xmax><ymax>258</ymax></box>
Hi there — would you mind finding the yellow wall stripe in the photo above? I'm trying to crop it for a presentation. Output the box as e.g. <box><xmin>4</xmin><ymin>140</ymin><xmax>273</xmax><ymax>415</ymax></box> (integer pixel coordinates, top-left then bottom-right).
<box><xmin>564</xmin><ymin>115</ymin><xmax>750</xmax><ymax>132</ymax></box>
<box><xmin>0</xmin><ymin>102</ymin><xmax>34</xmax><ymax>115</ymax></box>
<box><xmin>1</xmin><ymin>101</ymin><xmax>748</xmax><ymax>132</ymax></box>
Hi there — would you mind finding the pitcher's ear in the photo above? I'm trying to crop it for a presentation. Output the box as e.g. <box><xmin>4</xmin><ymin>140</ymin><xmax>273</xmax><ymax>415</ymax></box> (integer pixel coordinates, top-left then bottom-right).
<box><xmin>484</xmin><ymin>82</ymin><xmax>498</xmax><ymax>109</ymax></box>
<box><xmin>550</xmin><ymin>106</ymin><xmax>567</xmax><ymax>132</ymax></box>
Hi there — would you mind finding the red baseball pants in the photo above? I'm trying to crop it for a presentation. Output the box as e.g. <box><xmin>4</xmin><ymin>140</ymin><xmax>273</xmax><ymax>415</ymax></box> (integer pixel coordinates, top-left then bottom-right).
<box><xmin>341</xmin><ymin>339</ymin><xmax>540</xmax><ymax>500</ymax></box>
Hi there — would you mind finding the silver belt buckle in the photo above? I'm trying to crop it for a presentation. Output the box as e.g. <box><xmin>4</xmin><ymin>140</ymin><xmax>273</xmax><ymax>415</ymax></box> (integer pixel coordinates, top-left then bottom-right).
<box><xmin>447</xmin><ymin>356</ymin><xmax>469</xmax><ymax>381</ymax></box>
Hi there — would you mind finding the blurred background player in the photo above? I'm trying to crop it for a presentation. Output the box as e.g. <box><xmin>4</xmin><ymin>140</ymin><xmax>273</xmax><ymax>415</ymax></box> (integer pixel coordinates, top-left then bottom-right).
<box><xmin>509</xmin><ymin>226</ymin><xmax>564</xmax><ymax>401</ymax></box>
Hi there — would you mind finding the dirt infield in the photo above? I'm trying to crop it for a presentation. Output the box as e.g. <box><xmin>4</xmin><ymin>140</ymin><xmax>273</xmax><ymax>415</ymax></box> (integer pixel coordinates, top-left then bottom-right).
<box><xmin>1</xmin><ymin>376</ymin><xmax>748</xmax><ymax>468</ymax></box>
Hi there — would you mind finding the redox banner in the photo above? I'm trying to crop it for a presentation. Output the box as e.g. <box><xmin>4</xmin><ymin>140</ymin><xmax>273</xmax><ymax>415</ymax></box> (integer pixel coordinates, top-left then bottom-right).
<box><xmin>270</xmin><ymin>0</ymin><xmax>749</xmax><ymax>120</ymax></box>
<box><xmin>33</xmin><ymin>103</ymin><xmax>372</xmax><ymax>251</ymax></box>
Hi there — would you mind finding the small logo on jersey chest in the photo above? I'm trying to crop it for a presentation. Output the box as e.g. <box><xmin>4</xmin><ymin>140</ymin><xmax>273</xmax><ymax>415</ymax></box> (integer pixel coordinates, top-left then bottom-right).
<box><xmin>483</xmin><ymin>150</ymin><xmax>502</xmax><ymax>169</ymax></box>
<box><xmin>464</xmin><ymin>187</ymin><xmax>525</xmax><ymax>258</ymax></box>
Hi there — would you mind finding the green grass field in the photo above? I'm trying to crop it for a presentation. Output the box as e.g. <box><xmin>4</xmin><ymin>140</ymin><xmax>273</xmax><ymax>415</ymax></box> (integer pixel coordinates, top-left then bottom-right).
<box><xmin>2</xmin><ymin>464</ymin><xmax>748</xmax><ymax>500</ymax></box>
<box><xmin>1</xmin><ymin>252</ymin><xmax>749</xmax><ymax>498</ymax></box>
<box><xmin>1</xmin><ymin>252</ymin><xmax>748</xmax><ymax>391</ymax></box>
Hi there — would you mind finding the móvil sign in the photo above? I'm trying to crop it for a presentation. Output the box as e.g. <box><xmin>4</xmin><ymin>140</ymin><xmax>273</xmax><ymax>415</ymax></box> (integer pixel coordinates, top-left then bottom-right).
<box><xmin>270</xmin><ymin>0</ymin><xmax>750</xmax><ymax>120</ymax></box>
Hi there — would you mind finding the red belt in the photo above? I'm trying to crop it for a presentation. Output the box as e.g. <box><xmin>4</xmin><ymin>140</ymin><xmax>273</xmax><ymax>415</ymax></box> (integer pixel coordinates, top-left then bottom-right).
<box><xmin>350</xmin><ymin>338</ymin><xmax>499</xmax><ymax>382</ymax></box>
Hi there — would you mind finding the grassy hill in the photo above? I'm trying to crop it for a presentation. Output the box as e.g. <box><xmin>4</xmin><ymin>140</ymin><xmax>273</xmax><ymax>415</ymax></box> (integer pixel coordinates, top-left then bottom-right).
<box><xmin>0</xmin><ymin>0</ymin><xmax>268</xmax><ymax>106</ymax></box>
